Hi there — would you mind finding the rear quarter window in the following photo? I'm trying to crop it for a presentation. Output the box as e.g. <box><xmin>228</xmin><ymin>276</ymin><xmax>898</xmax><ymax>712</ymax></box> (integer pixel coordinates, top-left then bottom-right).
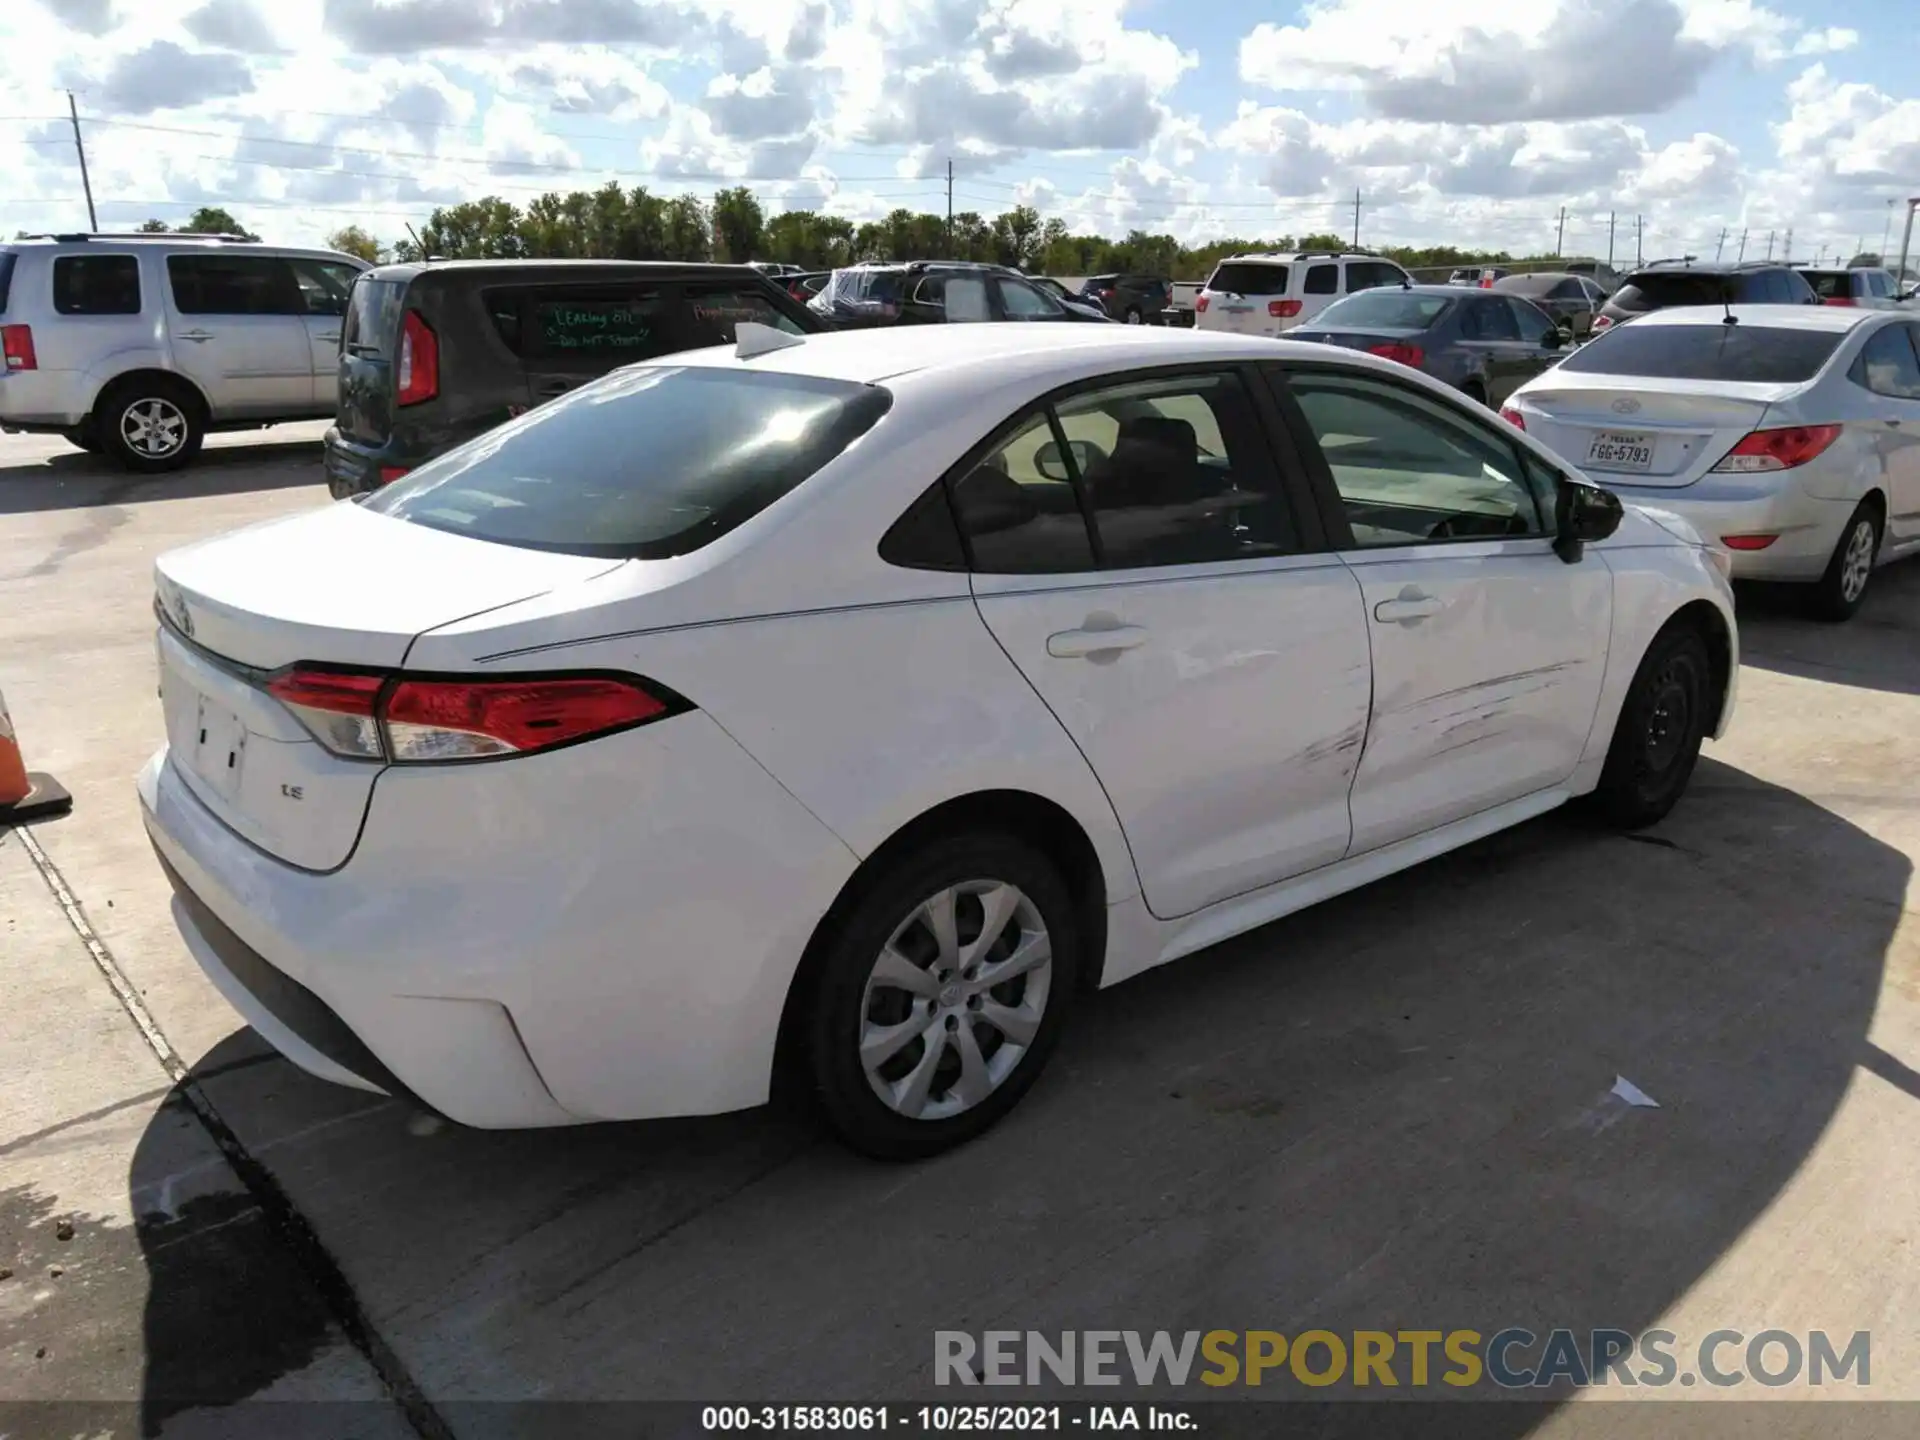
<box><xmin>0</xmin><ymin>251</ymin><xmax>15</xmax><ymax>313</ymax></box>
<box><xmin>681</xmin><ymin>284</ymin><xmax>807</xmax><ymax>346</ymax></box>
<box><xmin>1207</xmin><ymin>262</ymin><xmax>1289</xmax><ymax>295</ymax></box>
<box><xmin>1558</xmin><ymin>324</ymin><xmax>1845</xmax><ymax>383</ymax></box>
<box><xmin>360</xmin><ymin>366</ymin><xmax>894</xmax><ymax>559</ymax></box>
<box><xmin>53</xmin><ymin>254</ymin><xmax>142</xmax><ymax>315</ymax></box>
<box><xmin>1801</xmin><ymin>271</ymin><xmax>1848</xmax><ymax>300</ymax></box>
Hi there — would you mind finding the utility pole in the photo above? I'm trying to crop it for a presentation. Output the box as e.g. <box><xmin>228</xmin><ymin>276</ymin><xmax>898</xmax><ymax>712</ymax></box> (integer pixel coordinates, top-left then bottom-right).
<box><xmin>1352</xmin><ymin>187</ymin><xmax>1361</xmax><ymax>249</ymax></box>
<box><xmin>1635</xmin><ymin>214</ymin><xmax>1643</xmax><ymax>266</ymax></box>
<box><xmin>1783</xmin><ymin>227</ymin><xmax>1793</xmax><ymax>262</ymax></box>
<box><xmin>1765</xmin><ymin>229</ymin><xmax>1775</xmax><ymax>260</ymax></box>
<box><xmin>66</xmin><ymin>90</ymin><xmax>97</xmax><ymax>233</ymax></box>
<box><xmin>1715</xmin><ymin>227</ymin><xmax>1727</xmax><ymax>261</ymax></box>
<box><xmin>1607</xmin><ymin>212</ymin><xmax>1615</xmax><ymax>269</ymax></box>
<box><xmin>1737</xmin><ymin>227</ymin><xmax>1748</xmax><ymax>261</ymax></box>
<box><xmin>1898</xmin><ymin>197</ymin><xmax>1920</xmax><ymax>290</ymax></box>
<box><xmin>945</xmin><ymin>158</ymin><xmax>953</xmax><ymax>252</ymax></box>
<box><xmin>1555</xmin><ymin>206</ymin><xmax>1566</xmax><ymax>256</ymax></box>
<box><xmin>1882</xmin><ymin>199</ymin><xmax>1896</xmax><ymax>262</ymax></box>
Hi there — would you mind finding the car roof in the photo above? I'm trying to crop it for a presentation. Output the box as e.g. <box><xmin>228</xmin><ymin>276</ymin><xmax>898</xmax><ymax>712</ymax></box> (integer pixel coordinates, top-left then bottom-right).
<box><xmin>1620</xmin><ymin>304</ymin><xmax>1877</xmax><ymax>332</ymax></box>
<box><xmin>368</xmin><ymin>259</ymin><xmax>765</xmax><ymax>281</ymax></box>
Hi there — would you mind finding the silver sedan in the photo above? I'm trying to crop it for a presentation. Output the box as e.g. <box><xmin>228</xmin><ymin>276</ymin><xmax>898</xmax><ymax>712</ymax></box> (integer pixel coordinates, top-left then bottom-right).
<box><xmin>1502</xmin><ymin>305</ymin><xmax>1920</xmax><ymax>620</ymax></box>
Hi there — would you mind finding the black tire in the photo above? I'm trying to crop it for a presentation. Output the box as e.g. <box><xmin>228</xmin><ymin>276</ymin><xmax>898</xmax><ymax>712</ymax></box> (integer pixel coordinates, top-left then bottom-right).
<box><xmin>1123</xmin><ymin>306</ymin><xmax>1143</xmax><ymax>325</ymax></box>
<box><xmin>96</xmin><ymin>376</ymin><xmax>205</xmax><ymax>474</ymax></box>
<box><xmin>1461</xmin><ymin>380</ymin><xmax>1489</xmax><ymax>407</ymax></box>
<box><xmin>803</xmin><ymin>831</ymin><xmax>1080</xmax><ymax>1160</ymax></box>
<box><xmin>1805</xmin><ymin>501</ymin><xmax>1881</xmax><ymax>623</ymax></box>
<box><xmin>1588</xmin><ymin>624</ymin><xmax>1713</xmax><ymax>829</ymax></box>
<box><xmin>60</xmin><ymin>424</ymin><xmax>99</xmax><ymax>454</ymax></box>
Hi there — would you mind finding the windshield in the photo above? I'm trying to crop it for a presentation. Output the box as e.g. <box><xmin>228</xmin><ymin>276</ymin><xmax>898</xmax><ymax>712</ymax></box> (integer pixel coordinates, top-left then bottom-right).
<box><xmin>1496</xmin><ymin>275</ymin><xmax>1564</xmax><ymax>297</ymax></box>
<box><xmin>362</xmin><ymin>366</ymin><xmax>893</xmax><ymax>558</ymax></box>
<box><xmin>1558</xmin><ymin>324</ymin><xmax>1845</xmax><ymax>383</ymax></box>
<box><xmin>1313</xmin><ymin>291</ymin><xmax>1455</xmax><ymax>330</ymax></box>
<box><xmin>342</xmin><ymin>277</ymin><xmax>405</xmax><ymax>355</ymax></box>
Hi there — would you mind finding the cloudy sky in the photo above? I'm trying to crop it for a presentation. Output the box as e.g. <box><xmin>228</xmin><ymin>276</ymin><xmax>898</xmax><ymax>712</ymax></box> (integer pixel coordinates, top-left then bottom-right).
<box><xmin>3</xmin><ymin>0</ymin><xmax>1917</xmax><ymax>263</ymax></box>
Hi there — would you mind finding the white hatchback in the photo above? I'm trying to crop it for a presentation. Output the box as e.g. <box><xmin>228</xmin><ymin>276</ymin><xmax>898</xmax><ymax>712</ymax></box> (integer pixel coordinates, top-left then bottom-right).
<box><xmin>142</xmin><ymin>323</ymin><xmax>1738</xmax><ymax>1158</ymax></box>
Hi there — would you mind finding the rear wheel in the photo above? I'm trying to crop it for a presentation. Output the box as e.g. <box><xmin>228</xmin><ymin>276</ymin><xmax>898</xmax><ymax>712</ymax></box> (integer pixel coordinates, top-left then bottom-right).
<box><xmin>97</xmin><ymin>377</ymin><xmax>204</xmax><ymax>474</ymax></box>
<box><xmin>1124</xmin><ymin>306</ymin><xmax>1143</xmax><ymax>325</ymax></box>
<box><xmin>1589</xmin><ymin>624</ymin><xmax>1712</xmax><ymax>829</ymax></box>
<box><xmin>1805</xmin><ymin>501</ymin><xmax>1880</xmax><ymax>622</ymax></box>
<box><xmin>803</xmin><ymin>832</ymin><xmax>1079</xmax><ymax>1160</ymax></box>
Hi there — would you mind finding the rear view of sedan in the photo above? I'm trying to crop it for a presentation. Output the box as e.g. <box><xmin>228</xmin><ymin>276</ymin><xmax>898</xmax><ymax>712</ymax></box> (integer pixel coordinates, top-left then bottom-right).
<box><xmin>1504</xmin><ymin>305</ymin><xmax>1920</xmax><ymax>619</ymax></box>
<box><xmin>1291</xmin><ymin>284</ymin><xmax>1573</xmax><ymax>406</ymax></box>
<box><xmin>142</xmin><ymin>324</ymin><xmax>1736</xmax><ymax>1161</ymax></box>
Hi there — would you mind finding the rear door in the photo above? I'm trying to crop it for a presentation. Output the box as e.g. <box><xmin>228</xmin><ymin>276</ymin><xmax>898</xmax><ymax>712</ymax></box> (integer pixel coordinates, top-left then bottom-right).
<box><xmin>1853</xmin><ymin>321</ymin><xmax>1920</xmax><ymax>545</ymax></box>
<box><xmin>288</xmin><ymin>258</ymin><xmax>366</xmax><ymax>407</ymax></box>
<box><xmin>164</xmin><ymin>254</ymin><xmax>315</xmax><ymax>418</ymax></box>
<box><xmin>1270</xmin><ymin>364</ymin><xmax>1610</xmax><ymax>853</ymax></box>
<box><xmin>335</xmin><ymin>274</ymin><xmax>405</xmax><ymax>444</ymax></box>
<box><xmin>1500</xmin><ymin>296</ymin><xmax>1564</xmax><ymax>397</ymax></box>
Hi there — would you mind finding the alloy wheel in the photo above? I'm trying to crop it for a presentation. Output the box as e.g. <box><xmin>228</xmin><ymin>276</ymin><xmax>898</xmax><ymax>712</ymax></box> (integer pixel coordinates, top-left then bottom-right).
<box><xmin>858</xmin><ymin>880</ymin><xmax>1053</xmax><ymax>1122</ymax></box>
<box><xmin>1839</xmin><ymin>517</ymin><xmax>1875</xmax><ymax>604</ymax></box>
<box><xmin>120</xmin><ymin>398</ymin><xmax>188</xmax><ymax>459</ymax></box>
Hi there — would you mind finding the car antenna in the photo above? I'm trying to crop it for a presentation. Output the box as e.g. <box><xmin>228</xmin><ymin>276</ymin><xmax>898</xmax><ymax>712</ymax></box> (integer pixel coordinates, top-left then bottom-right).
<box><xmin>1721</xmin><ymin>281</ymin><xmax>1738</xmax><ymax>326</ymax></box>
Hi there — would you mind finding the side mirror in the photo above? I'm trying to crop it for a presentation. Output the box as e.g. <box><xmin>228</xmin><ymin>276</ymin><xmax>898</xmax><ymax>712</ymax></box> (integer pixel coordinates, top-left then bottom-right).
<box><xmin>1035</xmin><ymin>438</ymin><xmax>1099</xmax><ymax>481</ymax></box>
<box><xmin>1554</xmin><ymin>478</ymin><xmax>1623</xmax><ymax>562</ymax></box>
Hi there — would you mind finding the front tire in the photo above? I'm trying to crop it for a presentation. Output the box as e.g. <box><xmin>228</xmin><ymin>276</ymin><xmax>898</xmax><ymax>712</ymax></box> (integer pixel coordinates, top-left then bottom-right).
<box><xmin>97</xmin><ymin>377</ymin><xmax>204</xmax><ymax>474</ymax></box>
<box><xmin>1805</xmin><ymin>502</ymin><xmax>1880</xmax><ymax>622</ymax></box>
<box><xmin>1589</xmin><ymin>624</ymin><xmax>1712</xmax><ymax>829</ymax></box>
<box><xmin>803</xmin><ymin>833</ymin><xmax>1080</xmax><ymax>1160</ymax></box>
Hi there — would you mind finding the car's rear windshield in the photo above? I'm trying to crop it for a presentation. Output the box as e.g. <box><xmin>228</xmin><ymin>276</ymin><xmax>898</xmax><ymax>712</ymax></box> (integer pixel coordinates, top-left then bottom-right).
<box><xmin>342</xmin><ymin>277</ymin><xmax>405</xmax><ymax>355</ymax></box>
<box><xmin>1557</xmin><ymin>324</ymin><xmax>1845</xmax><ymax>383</ymax></box>
<box><xmin>1496</xmin><ymin>274</ymin><xmax>1563</xmax><ymax>296</ymax></box>
<box><xmin>1609</xmin><ymin>272</ymin><xmax>1736</xmax><ymax>311</ymax></box>
<box><xmin>1207</xmin><ymin>262</ymin><xmax>1288</xmax><ymax>295</ymax></box>
<box><xmin>361</xmin><ymin>366</ymin><xmax>893</xmax><ymax>559</ymax></box>
<box><xmin>1314</xmin><ymin>291</ymin><xmax>1455</xmax><ymax>329</ymax></box>
<box><xmin>0</xmin><ymin>251</ymin><xmax>15</xmax><ymax>313</ymax></box>
<box><xmin>1798</xmin><ymin>270</ymin><xmax>1850</xmax><ymax>299</ymax></box>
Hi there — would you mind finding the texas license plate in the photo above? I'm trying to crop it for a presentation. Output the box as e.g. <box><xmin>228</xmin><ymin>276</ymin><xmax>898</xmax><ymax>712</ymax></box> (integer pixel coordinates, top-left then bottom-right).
<box><xmin>192</xmin><ymin>694</ymin><xmax>247</xmax><ymax>802</ymax></box>
<box><xmin>1586</xmin><ymin>430</ymin><xmax>1655</xmax><ymax>472</ymax></box>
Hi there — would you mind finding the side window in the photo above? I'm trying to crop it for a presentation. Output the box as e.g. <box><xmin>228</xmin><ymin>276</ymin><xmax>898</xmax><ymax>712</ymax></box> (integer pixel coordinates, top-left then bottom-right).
<box><xmin>996</xmin><ymin>277</ymin><xmax>1060</xmax><ymax>318</ymax></box>
<box><xmin>1853</xmin><ymin>325</ymin><xmax>1920</xmax><ymax>400</ymax></box>
<box><xmin>911</xmin><ymin>275</ymin><xmax>946</xmax><ymax>309</ymax></box>
<box><xmin>681</xmin><ymin>284</ymin><xmax>804</xmax><ymax>345</ymax></box>
<box><xmin>1477</xmin><ymin>298</ymin><xmax>1522</xmax><ymax>341</ymax></box>
<box><xmin>168</xmin><ymin>256</ymin><xmax>302</xmax><ymax>316</ymax></box>
<box><xmin>1866</xmin><ymin>271</ymin><xmax>1892</xmax><ymax>299</ymax></box>
<box><xmin>1287</xmin><ymin>372</ymin><xmax>1548</xmax><ymax>546</ymax></box>
<box><xmin>950</xmin><ymin>411</ymin><xmax>1097</xmax><ymax>573</ymax></box>
<box><xmin>1054</xmin><ymin>371</ymin><xmax>1297</xmax><ymax>569</ymax></box>
<box><xmin>290</xmin><ymin>259</ymin><xmax>358</xmax><ymax>317</ymax></box>
<box><xmin>879</xmin><ymin>481</ymin><xmax>968</xmax><ymax>571</ymax></box>
<box><xmin>523</xmin><ymin>288</ymin><xmax>671</xmax><ymax>364</ymax></box>
<box><xmin>52</xmin><ymin>254</ymin><xmax>142</xmax><ymax>315</ymax></box>
<box><xmin>1459</xmin><ymin>299</ymin><xmax>1503</xmax><ymax>340</ymax></box>
<box><xmin>1504</xmin><ymin>297</ymin><xmax>1554</xmax><ymax>342</ymax></box>
<box><xmin>945</xmin><ymin>274</ymin><xmax>992</xmax><ymax>322</ymax></box>
<box><xmin>1304</xmin><ymin>264</ymin><xmax>1339</xmax><ymax>295</ymax></box>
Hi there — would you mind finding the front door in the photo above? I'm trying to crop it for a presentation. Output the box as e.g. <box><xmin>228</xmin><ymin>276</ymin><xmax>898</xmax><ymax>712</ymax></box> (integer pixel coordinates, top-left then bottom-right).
<box><xmin>163</xmin><ymin>254</ymin><xmax>315</xmax><ymax>419</ymax></box>
<box><xmin>962</xmin><ymin>366</ymin><xmax>1372</xmax><ymax>920</ymax></box>
<box><xmin>289</xmin><ymin>258</ymin><xmax>366</xmax><ymax>409</ymax></box>
<box><xmin>1273</xmin><ymin>365</ymin><xmax>1611</xmax><ymax>854</ymax></box>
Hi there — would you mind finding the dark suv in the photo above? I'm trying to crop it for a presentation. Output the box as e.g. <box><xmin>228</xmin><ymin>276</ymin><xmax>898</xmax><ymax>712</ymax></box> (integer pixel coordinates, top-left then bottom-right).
<box><xmin>1077</xmin><ymin>273</ymin><xmax>1172</xmax><ymax>324</ymax></box>
<box><xmin>1593</xmin><ymin>260</ymin><xmax>1818</xmax><ymax>334</ymax></box>
<box><xmin>323</xmin><ymin>261</ymin><xmax>819</xmax><ymax>499</ymax></box>
<box><xmin>806</xmin><ymin>261</ymin><xmax>1111</xmax><ymax>328</ymax></box>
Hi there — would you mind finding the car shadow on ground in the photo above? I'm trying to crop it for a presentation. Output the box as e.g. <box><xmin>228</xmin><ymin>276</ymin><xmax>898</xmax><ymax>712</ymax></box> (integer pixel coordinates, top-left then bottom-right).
<box><xmin>125</xmin><ymin>751</ymin><xmax>1910</xmax><ymax>1438</ymax></box>
<box><xmin>0</xmin><ymin>440</ymin><xmax>324</xmax><ymax>517</ymax></box>
<box><xmin>1735</xmin><ymin>560</ymin><xmax>1920</xmax><ymax>697</ymax></box>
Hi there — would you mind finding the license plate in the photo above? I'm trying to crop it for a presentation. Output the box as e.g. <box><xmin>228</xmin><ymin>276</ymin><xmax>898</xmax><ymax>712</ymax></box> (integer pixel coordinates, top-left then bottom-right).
<box><xmin>191</xmin><ymin>694</ymin><xmax>248</xmax><ymax>802</ymax></box>
<box><xmin>1586</xmin><ymin>430</ymin><xmax>1655</xmax><ymax>472</ymax></box>
<box><xmin>1223</xmin><ymin>302</ymin><xmax>1254</xmax><ymax>313</ymax></box>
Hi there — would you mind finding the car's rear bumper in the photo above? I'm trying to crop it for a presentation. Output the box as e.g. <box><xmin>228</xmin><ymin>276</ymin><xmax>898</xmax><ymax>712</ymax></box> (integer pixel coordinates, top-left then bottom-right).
<box><xmin>321</xmin><ymin>428</ymin><xmax>402</xmax><ymax>500</ymax></box>
<box><xmin>0</xmin><ymin>371</ymin><xmax>87</xmax><ymax>429</ymax></box>
<box><xmin>139</xmin><ymin>709</ymin><xmax>860</xmax><ymax>1128</ymax></box>
<box><xmin>1595</xmin><ymin>475</ymin><xmax>1852</xmax><ymax>582</ymax></box>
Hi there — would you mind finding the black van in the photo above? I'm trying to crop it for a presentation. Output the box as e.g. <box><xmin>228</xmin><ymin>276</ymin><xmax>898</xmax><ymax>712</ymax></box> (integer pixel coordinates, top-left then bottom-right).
<box><xmin>323</xmin><ymin>260</ymin><xmax>823</xmax><ymax>499</ymax></box>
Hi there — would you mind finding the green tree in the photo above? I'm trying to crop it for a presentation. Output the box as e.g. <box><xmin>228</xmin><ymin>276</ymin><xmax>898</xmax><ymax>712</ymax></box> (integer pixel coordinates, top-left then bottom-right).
<box><xmin>137</xmin><ymin>218</ymin><xmax>171</xmax><ymax>233</ymax></box>
<box><xmin>710</xmin><ymin>187</ymin><xmax>766</xmax><ymax>263</ymax></box>
<box><xmin>420</xmin><ymin>197</ymin><xmax>525</xmax><ymax>259</ymax></box>
<box><xmin>664</xmin><ymin>194</ymin><xmax>711</xmax><ymax>261</ymax></box>
<box><xmin>324</xmin><ymin>225</ymin><xmax>382</xmax><ymax>263</ymax></box>
<box><xmin>990</xmin><ymin>205</ymin><xmax>1043</xmax><ymax>268</ymax></box>
<box><xmin>179</xmin><ymin>206</ymin><xmax>258</xmax><ymax>239</ymax></box>
<box><xmin>1849</xmin><ymin>252</ymin><xmax>1882</xmax><ymax>268</ymax></box>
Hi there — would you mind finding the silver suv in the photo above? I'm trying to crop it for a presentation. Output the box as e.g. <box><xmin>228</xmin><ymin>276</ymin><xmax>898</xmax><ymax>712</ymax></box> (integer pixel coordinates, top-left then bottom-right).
<box><xmin>0</xmin><ymin>232</ymin><xmax>368</xmax><ymax>472</ymax></box>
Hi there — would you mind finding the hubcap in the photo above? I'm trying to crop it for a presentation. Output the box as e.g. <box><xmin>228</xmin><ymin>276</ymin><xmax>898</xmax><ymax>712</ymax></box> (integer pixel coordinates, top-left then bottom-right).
<box><xmin>859</xmin><ymin>880</ymin><xmax>1053</xmax><ymax>1122</ymax></box>
<box><xmin>1643</xmin><ymin>660</ymin><xmax>1694</xmax><ymax>772</ymax></box>
<box><xmin>1126</xmin><ymin>311</ymin><xmax>1142</xmax><ymax>324</ymax></box>
<box><xmin>121</xmin><ymin>398</ymin><xmax>187</xmax><ymax>458</ymax></box>
<box><xmin>1839</xmin><ymin>518</ymin><xmax>1875</xmax><ymax>603</ymax></box>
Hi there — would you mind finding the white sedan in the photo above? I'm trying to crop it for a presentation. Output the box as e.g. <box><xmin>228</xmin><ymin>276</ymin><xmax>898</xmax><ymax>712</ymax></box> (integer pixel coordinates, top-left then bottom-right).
<box><xmin>1503</xmin><ymin>304</ymin><xmax>1920</xmax><ymax>619</ymax></box>
<box><xmin>141</xmin><ymin>323</ymin><xmax>1738</xmax><ymax>1159</ymax></box>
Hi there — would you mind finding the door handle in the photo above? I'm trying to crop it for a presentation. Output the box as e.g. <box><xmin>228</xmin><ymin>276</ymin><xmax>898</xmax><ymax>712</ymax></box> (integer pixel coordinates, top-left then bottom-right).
<box><xmin>1047</xmin><ymin>622</ymin><xmax>1148</xmax><ymax>659</ymax></box>
<box><xmin>1373</xmin><ymin>589</ymin><xmax>1443</xmax><ymax>624</ymax></box>
<box><xmin>317</xmin><ymin>332</ymin><xmax>341</xmax><ymax>344</ymax></box>
<box><xmin>175</xmin><ymin>331</ymin><xmax>214</xmax><ymax>343</ymax></box>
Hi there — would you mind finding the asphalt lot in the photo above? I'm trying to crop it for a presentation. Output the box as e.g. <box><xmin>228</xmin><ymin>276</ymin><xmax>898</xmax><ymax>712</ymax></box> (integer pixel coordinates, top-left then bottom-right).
<box><xmin>2</xmin><ymin>426</ymin><xmax>1918</xmax><ymax>1438</ymax></box>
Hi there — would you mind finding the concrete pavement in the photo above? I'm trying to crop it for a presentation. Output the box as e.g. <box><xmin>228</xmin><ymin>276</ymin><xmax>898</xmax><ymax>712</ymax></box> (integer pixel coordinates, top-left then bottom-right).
<box><xmin>3</xmin><ymin>427</ymin><xmax>1918</xmax><ymax>1436</ymax></box>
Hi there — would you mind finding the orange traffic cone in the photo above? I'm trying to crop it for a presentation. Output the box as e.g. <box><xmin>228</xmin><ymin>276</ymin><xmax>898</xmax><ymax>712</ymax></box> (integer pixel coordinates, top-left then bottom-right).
<box><xmin>0</xmin><ymin>687</ymin><xmax>71</xmax><ymax>825</ymax></box>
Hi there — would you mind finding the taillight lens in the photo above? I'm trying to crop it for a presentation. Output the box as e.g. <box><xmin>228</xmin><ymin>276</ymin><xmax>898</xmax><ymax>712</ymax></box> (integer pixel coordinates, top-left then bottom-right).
<box><xmin>2</xmin><ymin>324</ymin><xmax>36</xmax><ymax>371</ymax></box>
<box><xmin>1195</xmin><ymin>295</ymin><xmax>1210</xmax><ymax>313</ymax></box>
<box><xmin>1711</xmin><ymin>424</ymin><xmax>1842</xmax><ymax>473</ymax></box>
<box><xmin>1593</xmin><ymin>314</ymin><xmax>1614</xmax><ymax>330</ymax></box>
<box><xmin>379</xmin><ymin>466</ymin><xmax>410</xmax><ymax>485</ymax></box>
<box><xmin>1269</xmin><ymin>299</ymin><xmax>1303</xmax><ymax>318</ymax></box>
<box><xmin>1366</xmin><ymin>342</ymin><xmax>1424</xmax><ymax>368</ymax></box>
<box><xmin>1721</xmin><ymin>534</ymin><xmax>1779</xmax><ymax>550</ymax></box>
<box><xmin>1822</xmin><ymin>296</ymin><xmax>1857</xmax><ymax>307</ymax></box>
<box><xmin>265</xmin><ymin>667</ymin><xmax>682</xmax><ymax>763</ymax></box>
<box><xmin>1499</xmin><ymin>405</ymin><xmax>1526</xmax><ymax>430</ymax></box>
<box><xmin>396</xmin><ymin>310</ymin><xmax>438</xmax><ymax>406</ymax></box>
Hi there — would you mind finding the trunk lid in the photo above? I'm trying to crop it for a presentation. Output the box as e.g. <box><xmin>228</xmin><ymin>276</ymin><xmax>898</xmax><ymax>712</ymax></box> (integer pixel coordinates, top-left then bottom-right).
<box><xmin>153</xmin><ymin>502</ymin><xmax>619</xmax><ymax>869</ymax></box>
<box><xmin>335</xmin><ymin>276</ymin><xmax>406</xmax><ymax>444</ymax></box>
<box><xmin>1513</xmin><ymin>375</ymin><xmax>1794</xmax><ymax>488</ymax></box>
<box><xmin>1291</xmin><ymin>326</ymin><xmax>1427</xmax><ymax>351</ymax></box>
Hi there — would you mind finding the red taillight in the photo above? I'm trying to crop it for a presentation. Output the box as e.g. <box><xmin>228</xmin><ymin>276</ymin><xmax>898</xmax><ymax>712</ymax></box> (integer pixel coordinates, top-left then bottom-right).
<box><xmin>1195</xmin><ymin>295</ymin><xmax>1210</xmax><ymax>313</ymax></box>
<box><xmin>1822</xmin><ymin>296</ymin><xmax>1857</xmax><ymax>307</ymax></box>
<box><xmin>1711</xmin><ymin>424</ymin><xmax>1843</xmax><ymax>473</ymax></box>
<box><xmin>395</xmin><ymin>310</ymin><xmax>438</xmax><ymax>406</ymax></box>
<box><xmin>1269</xmin><ymin>299</ymin><xmax>1303</xmax><ymax>318</ymax></box>
<box><xmin>266</xmin><ymin>666</ymin><xmax>681</xmax><ymax>762</ymax></box>
<box><xmin>1593</xmin><ymin>314</ymin><xmax>1614</xmax><ymax>330</ymax></box>
<box><xmin>379</xmin><ymin>466</ymin><xmax>410</xmax><ymax>485</ymax></box>
<box><xmin>2</xmin><ymin>324</ymin><xmax>36</xmax><ymax>371</ymax></box>
<box><xmin>1499</xmin><ymin>405</ymin><xmax>1526</xmax><ymax>430</ymax></box>
<box><xmin>1721</xmin><ymin>534</ymin><xmax>1779</xmax><ymax>550</ymax></box>
<box><xmin>1365</xmin><ymin>342</ymin><xmax>1424</xmax><ymax>368</ymax></box>
<box><xmin>1480</xmin><ymin>276</ymin><xmax>1495</xmax><ymax>289</ymax></box>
